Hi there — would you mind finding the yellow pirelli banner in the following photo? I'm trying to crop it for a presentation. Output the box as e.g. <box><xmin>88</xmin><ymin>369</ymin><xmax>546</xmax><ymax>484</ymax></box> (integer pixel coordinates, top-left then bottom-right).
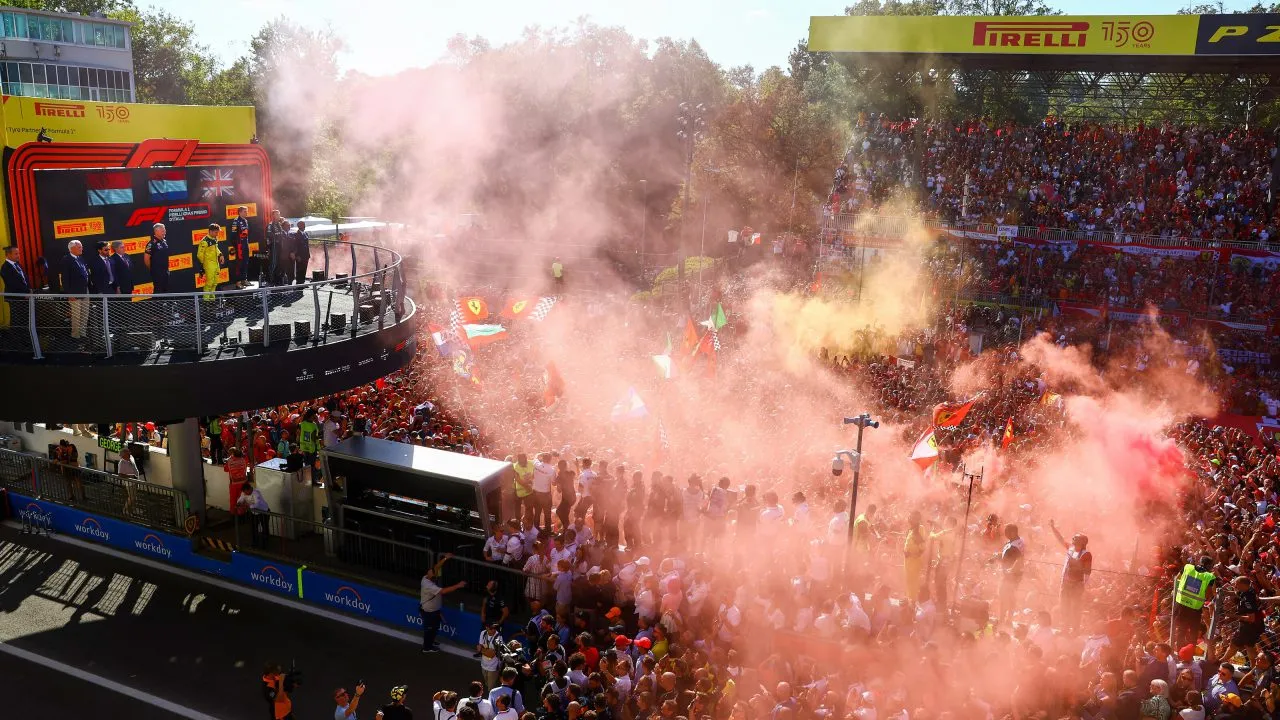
<box><xmin>0</xmin><ymin>95</ymin><xmax>256</xmax><ymax>148</ymax></box>
<box><xmin>807</xmin><ymin>14</ymin><xmax>1280</xmax><ymax>56</ymax></box>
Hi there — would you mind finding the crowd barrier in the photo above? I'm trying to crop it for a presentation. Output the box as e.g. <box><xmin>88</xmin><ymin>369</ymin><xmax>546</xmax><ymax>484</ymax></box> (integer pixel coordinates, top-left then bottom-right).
<box><xmin>4</xmin><ymin>491</ymin><xmax>490</xmax><ymax>645</ymax></box>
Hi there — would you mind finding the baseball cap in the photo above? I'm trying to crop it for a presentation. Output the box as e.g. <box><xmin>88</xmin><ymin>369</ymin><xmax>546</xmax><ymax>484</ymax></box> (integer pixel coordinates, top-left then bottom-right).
<box><xmin>615</xmin><ymin>635</ymin><xmax>632</xmax><ymax>648</ymax></box>
<box><xmin>605</xmin><ymin>606</ymin><xmax>622</xmax><ymax>620</ymax></box>
<box><xmin>635</xmin><ymin>637</ymin><xmax>652</xmax><ymax>650</ymax></box>
<box><xmin>1221</xmin><ymin>693</ymin><xmax>1243</xmax><ymax>709</ymax></box>
<box><xmin>1178</xmin><ymin>645</ymin><xmax>1195</xmax><ymax>662</ymax></box>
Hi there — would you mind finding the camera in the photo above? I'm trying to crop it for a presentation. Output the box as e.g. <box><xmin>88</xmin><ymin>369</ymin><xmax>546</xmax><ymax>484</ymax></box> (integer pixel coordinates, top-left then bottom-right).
<box><xmin>832</xmin><ymin>456</ymin><xmax>845</xmax><ymax>477</ymax></box>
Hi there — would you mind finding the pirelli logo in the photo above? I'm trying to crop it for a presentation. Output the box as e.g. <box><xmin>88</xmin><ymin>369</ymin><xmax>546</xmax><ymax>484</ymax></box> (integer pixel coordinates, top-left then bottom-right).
<box><xmin>169</xmin><ymin>253</ymin><xmax>193</xmax><ymax>271</ymax></box>
<box><xmin>117</xmin><ymin>237</ymin><xmax>150</xmax><ymax>255</ymax></box>
<box><xmin>53</xmin><ymin>216</ymin><xmax>105</xmax><ymax>239</ymax></box>
<box><xmin>973</xmin><ymin>20</ymin><xmax>1089</xmax><ymax>48</ymax></box>
<box><xmin>33</xmin><ymin>101</ymin><xmax>86</xmax><ymax>118</ymax></box>
<box><xmin>226</xmin><ymin>202</ymin><xmax>258</xmax><ymax>219</ymax></box>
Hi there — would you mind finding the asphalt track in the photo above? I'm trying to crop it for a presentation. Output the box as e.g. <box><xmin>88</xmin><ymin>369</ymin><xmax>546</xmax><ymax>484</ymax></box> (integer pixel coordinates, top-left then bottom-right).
<box><xmin>0</xmin><ymin>524</ymin><xmax>477</xmax><ymax>718</ymax></box>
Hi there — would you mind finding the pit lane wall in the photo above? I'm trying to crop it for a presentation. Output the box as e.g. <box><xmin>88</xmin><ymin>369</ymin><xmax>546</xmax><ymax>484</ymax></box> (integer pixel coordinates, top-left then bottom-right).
<box><xmin>5</xmin><ymin>491</ymin><xmax>485</xmax><ymax>644</ymax></box>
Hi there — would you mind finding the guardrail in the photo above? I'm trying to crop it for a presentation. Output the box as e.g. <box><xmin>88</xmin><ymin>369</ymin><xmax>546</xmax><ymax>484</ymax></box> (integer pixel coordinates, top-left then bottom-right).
<box><xmin>822</xmin><ymin>212</ymin><xmax>1275</xmax><ymax>251</ymax></box>
<box><xmin>0</xmin><ymin>239</ymin><xmax>409</xmax><ymax>360</ymax></box>
<box><xmin>233</xmin><ymin>509</ymin><xmax>534</xmax><ymax>613</ymax></box>
<box><xmin>0</xmin><ymin>446</ymin><xmax>188</xmax><ymax>533</ymax></box>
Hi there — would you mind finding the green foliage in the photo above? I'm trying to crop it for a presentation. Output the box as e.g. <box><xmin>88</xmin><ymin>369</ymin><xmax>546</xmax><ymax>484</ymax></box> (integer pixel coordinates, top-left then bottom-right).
<box><xmin>9</xmin><ymin>0</ymin><xmax>131</xmax><ymax>13</ymax></box>
<box><xmin>652</xmin><ymin>257</ymin><xmax>717</xmax><ymax>290</ymax></box>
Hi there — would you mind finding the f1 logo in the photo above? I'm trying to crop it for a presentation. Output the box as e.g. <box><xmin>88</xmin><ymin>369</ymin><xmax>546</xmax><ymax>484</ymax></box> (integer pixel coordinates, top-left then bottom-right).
<box><xmin>126</xmin><ymin>206</ymin><xmax>166</xmax><ymax>227</ymax></box>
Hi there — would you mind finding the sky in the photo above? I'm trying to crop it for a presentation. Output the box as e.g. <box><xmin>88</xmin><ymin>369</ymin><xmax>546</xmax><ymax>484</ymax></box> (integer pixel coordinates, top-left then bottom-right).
<box><xmin>149</xmin><ymin>0</ymin><xmax>1264</xmax><ymax>77</ymax></box>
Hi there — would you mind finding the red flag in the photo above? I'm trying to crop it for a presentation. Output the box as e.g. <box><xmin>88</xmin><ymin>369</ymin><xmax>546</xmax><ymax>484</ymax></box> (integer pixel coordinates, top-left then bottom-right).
<box><xmin>1001</xmin><ymin>417</ymin><xmax>1014</xmax><ymax>450</ymax></box>
<box><xmin>544</xmin><ymin>362</ymin><xmax>565</xmax><ymax>408</ymax></box>
<box><xmin>457</xmin><ymin>297</ymin><xmax>489</xmax><ymax>323</ymax></box>
<box><xmin>910</xmin><ymin>428</ymin><xmax>939</xmax><ymax>470</ymax></box>
<box><xmin>500</xmin><ymin>297</ymin><xmax>535</xmax><ymax>320</ymax></box>
<box><xmin>682</xmin><ymin>317</ymin><xmax>699</xmax><ymax>356</ymax></box>
<box><xmin>932</xmin><ymin>396</ymin><xmax>978</xmax><ymax>427</ymax></box>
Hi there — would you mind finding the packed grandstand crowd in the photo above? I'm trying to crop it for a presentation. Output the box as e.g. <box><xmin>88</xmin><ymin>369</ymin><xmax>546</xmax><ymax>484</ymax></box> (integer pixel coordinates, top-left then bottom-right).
<box><xmin>91</xmin><ymin>117</ymin><xmax>1280</xmax><ymax>720</ymax></box>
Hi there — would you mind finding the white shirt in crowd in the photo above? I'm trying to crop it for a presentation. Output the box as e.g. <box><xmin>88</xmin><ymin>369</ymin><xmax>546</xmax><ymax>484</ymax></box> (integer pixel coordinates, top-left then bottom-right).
<box><xmin>479</xmin><ymin>629</ymin><xmax>505</xmax><ymax>672</ymax></box>
<box><xmin>759</xmin><ymin>504</ymin><xmax>785</xmax><ymax>523</ymax></box>
<box><xmin>459</xmin><ymin>697</ymin><xmax>494</xmax><ymax>720</ymax></box>
<box><xmin>578</xmin><ymin>468</ymin><xmax>597</xmax><ymax>497</ymax></box>
<box><xmin>532</xmin><ymin>459</ymin><xmax>555</xmax><ymax>493</ymax></box>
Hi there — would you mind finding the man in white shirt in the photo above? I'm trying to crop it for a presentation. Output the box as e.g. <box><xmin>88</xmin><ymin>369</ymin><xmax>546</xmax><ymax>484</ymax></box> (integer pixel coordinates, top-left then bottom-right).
<box><xmin>491</xmin><ymin>693</ymin><xmax>518</xmax><ymax>720</ymax></box>
<box><xmin>484</xmin><ymin>527</ymin><xmax>509</xmax><ymax>565</ymax></box>
<box><xmin>759</xmin><ymin>491</ymin><xmax>785</xmax><ymax>524</ymax></box>
<box><xmin>531</xmin><ymin>453</ymin><xmax>556</xmax><ymax>529</ymax></box>
<box><xmin>478</xmin><ymin>623</ymin><xmax>505</xmax><ymax>690</ymax></box>
<box><xmin>420</xmin><ymin>553</ymin><xmax>465</xmax><ymax>652</ymax></box>
<box><xmin>458</xmin><ymin>682</ymin><xmax>494</xmax><ymax>720</ymax></box>
<box><xmin>334</xmin><ymin>682</ymin><xmax>366</xmax><ymax>720</ymax></box>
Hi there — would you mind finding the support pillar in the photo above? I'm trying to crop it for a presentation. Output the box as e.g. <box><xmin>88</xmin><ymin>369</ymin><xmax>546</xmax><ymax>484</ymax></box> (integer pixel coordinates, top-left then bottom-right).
<box><xmin>167</xmin><ymin>417</ymin><xmax>205</xmax><ymax>527</ymax></box>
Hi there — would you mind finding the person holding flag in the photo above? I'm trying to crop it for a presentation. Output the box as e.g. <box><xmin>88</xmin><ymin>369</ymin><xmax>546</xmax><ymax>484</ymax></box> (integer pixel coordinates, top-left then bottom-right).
<box><xmin>1001</xmin><ymin>418</ymin><xmax>1015</xmax><ymax>450</ymax></box>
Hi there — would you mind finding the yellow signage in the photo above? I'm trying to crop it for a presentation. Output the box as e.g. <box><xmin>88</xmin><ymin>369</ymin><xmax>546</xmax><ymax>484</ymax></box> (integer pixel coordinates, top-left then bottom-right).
<box><xmin>226</xmin><ymin>203</ymin><xmax>258</xmax><ymax>219</ymax></box>
<box><xmin>53</xmin><ymin>216</ymin><xmax>105</xmax><ymax>239</ymax></box>
<box><xmin>169</xmin><ymin>253</ymin><xmax>193</xmax><ymax>271</ymax></box>
<box><xmin>131</xmin><ymin>282</ymin><xmax>153</xmax><ymax>298</ymax></box>
<box><xmin>0</xmin><ymin>95</ymin><xmax>257</xmax><ymax>148</ymax></box>
<box><xmin>118</xmin><ymin>236</ymin><xmax>149</xmax><ymax>255</ymax></box>
<box><xmin>808</xmin><ymin>15</ymin><xmax>1201</xmax><ymax>55</ymax></box>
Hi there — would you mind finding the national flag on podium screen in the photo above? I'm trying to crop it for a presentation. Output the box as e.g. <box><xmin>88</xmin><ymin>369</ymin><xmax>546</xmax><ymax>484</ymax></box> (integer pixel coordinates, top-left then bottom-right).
<box><xmin>910</xmin><ymin>428</ymin><xmax>939</xmax><ymax>470</ymax></box>
<box><xmin>199</xmin><ymin>168</ymin><xmax>235</xmax><ymax>198</ymax></box>
<box><xmin>86</xmin><ymin>172</ymin><xmax>133</xmax><ymax>206</ymax></box>
<box><xmin>1001</xmin><ymin>417</ymin><xmax>1015</xmax><ymax>450</ymax></box>
<box><xmin>148</xmin><ymin>170</ymin><xmax>188</xmax><ymax>202</ymax></box>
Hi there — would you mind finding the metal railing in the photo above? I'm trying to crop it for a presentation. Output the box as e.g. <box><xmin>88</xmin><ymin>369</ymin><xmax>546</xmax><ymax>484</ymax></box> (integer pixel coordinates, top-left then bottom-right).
<box><xmin>822</xmin><ymin>212</ymin><xmax>1276</xmax><ymax>251</ymax></box>
<box><xmin>231</xmin><ymin>509</ymin><xmax>533</xmax><ymax>612</ymax></box>
<box><xmin>0</xmin><ymin>446</ymin><xmax>188</xmax><ymax>532</ymax></box>
<box><xmin>0</xmin><ymin>239</ymin><xmax>410</xmax><ymax>360</ymax></box>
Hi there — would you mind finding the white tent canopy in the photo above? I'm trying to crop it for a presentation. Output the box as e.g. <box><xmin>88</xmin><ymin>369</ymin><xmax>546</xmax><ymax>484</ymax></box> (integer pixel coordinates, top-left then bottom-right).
<box><xmin>285</xmin><ymin>217</ymin><xmax>402</xmax><ymax>239</ymax></box>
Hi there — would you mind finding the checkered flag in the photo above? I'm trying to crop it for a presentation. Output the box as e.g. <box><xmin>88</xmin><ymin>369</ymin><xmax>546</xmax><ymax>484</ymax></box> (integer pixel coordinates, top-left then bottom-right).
<box><xmin>448</xmin><ymin>300</ymin><xmax>464</xmax><ymax>337</ymax></box>
<box><xmin>530</xmin><ymin>296</ymin><xmax>558</xmax><ymax>322</ymax></box>
<box><xmin>711</xmin><ymin>329</ymin><xmax>720</xmax><ymax>352</ymax></box>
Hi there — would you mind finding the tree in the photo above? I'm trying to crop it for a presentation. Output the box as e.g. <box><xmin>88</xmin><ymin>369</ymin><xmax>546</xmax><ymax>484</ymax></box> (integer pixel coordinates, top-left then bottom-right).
<box><xmin>246</xmin><ymin>19</ymin><xmax>343</xmax><ymax>214</ymax></box>
<box><xmin>7</xmin><ymin>0</ymin><xmax>131</xmax><ymax>13</ymax></box>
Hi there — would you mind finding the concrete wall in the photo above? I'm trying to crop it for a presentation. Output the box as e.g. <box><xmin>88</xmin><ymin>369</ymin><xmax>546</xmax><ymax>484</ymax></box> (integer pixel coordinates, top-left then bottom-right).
<box><xmin>0</xmin><ymin>421</ymin><xmax>234</xmax><ymax>511</ymax></box>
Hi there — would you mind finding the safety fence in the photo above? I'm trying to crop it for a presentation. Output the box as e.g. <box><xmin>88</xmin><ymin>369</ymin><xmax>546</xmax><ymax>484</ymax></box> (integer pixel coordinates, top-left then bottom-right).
<box><xmin>0</xmin><ymin>239</ymin><xmax>408</xmax><ymax>359</ymax></box>
<box><xmin>230</xmin><ymin>509</ymin><xmax>532</xmax><ymax>613</ymax></box>
<box><xmin>822</xmin><ymin>212</ymin><xmax>1273</xmax><ymax>252</ymax></box>
<box><xmin>0</xmin><ymin>446</ymin><xmax>188</xmax><ymax>533</ymax></box>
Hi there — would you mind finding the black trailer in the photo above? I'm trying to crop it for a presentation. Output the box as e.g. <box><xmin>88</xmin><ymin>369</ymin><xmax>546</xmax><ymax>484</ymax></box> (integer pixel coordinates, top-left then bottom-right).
<box><xmin>322</xmin><ymin>436</ymin><xmax>510</xmax><ymax>553</ymax></box>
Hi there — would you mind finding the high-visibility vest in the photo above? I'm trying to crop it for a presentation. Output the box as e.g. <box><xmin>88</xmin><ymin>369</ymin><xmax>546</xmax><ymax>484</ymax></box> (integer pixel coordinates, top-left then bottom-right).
<box><xmin>298</xmin><ymin>421</ymin><xmax>319</xmax><ymax>453</ymax></box>
<box><xmin>1175</xmin><ymin>563</ymin><xmax>1214</xmax><ymax>610</ymax></box>
<box><xmin>513</xmin><ymin>461</ymin><xmax>534</xmax><ymax>498</ymax></box>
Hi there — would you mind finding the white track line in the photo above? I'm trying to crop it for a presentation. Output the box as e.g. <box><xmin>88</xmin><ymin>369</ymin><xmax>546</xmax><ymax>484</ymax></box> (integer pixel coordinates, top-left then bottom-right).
<box><xmin>1</xmin><ymin>522</ymin><xmax>471</xmax><ymax>660</ymax></box>
<box><xmin>0</xmin><ymin>641</ymin><xmax>224</xmax><ymax>720</ymax></box>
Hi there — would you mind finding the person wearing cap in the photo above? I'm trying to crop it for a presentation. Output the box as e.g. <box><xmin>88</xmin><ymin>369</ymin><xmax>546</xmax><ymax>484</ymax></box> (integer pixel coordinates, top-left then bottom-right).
<box><xmin>1173</xmin><ymin>556</ymin><xmax>1216</xmax><ymax>649</ymax></box>
<box><xmin>196</xmin><ymin>223</ymin><xmax>224</xmax><ymax>302</ymax></box>
<box><xmin>1049</xmin><ymin>518</ymin><xmax>1092</xmax><ymax>632</ymax></box>
<box><xmin>228</xmin><ymin>205</ymin><xmax>251</xmax><ymax>287</ymax></box>
<box><xmin>334</xmin><ymin>682</ymin><xmax>366</xmax><ymax>720</ymax></box>
<box><xmin>376</xmin><ymin>685</ymin><xmax>412</xmax><ymax>720</ymax></box>
<box><xmin>478</xmin><ymin>619</ymin><xmax>505</xmax><ymax>690</ymax></box>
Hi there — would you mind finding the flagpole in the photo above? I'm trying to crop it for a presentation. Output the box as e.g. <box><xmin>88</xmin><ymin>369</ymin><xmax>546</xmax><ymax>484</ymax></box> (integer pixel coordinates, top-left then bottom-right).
<box><xmin>951</xmin><ymin>464</ymin><xmax>982</xmax><ymax>616</ymax></box>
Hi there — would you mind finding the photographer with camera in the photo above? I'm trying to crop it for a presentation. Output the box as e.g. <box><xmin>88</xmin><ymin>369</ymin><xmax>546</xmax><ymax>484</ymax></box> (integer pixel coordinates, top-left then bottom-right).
<box><xmin>261</xmin><ymin>663</ymin><xmax>297</xmax><ymax>720</ymax></box>
<box><xmin>335</xmin><ymin>682</ymin><xmax>366</xmax><ymax>720</ymax></box>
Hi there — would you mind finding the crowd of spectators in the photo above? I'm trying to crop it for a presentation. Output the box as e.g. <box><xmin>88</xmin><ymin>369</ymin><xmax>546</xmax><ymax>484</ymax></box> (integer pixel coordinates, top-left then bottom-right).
<box><xmin>834</xmin><ymin>117</ymin><xmax>1280</xmax><ymax>246</ymax></box>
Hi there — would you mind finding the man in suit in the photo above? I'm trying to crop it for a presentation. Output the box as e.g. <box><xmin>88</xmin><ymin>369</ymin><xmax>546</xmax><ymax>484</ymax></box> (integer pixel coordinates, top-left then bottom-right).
<box><xmin>292</xmin><ymin>220</ymin><xmax>311</xmax><ymax>285</ymax></box>
<box><xmin>2</xmin><ymin>245</ymin><xmax>30</xmax><ymax>329</ymax></box>
<box><xmin>86</xmin><ymin>240</ymin><xmax>115</xmax><ymax>295</ymax></box>
<box><xmin>109</xmin><ymin>240</ymin><xmax>133</xmax><ymax>296</ymax></box>
<box><xmin>60</xmin><ymin>240</ymin><xmax>90</xmax><ymax>342</ymax></box>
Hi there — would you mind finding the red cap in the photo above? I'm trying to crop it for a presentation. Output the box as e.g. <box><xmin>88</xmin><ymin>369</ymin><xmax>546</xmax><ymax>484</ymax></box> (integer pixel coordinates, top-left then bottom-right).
<box><xmin>615</xmin><ymin>635</ymin><xmax>631</xmax><ymax>648</ymax></box>
<box><xmin>605</xmin><ymin>607</ymin><xmax>622</xmax><ymax>620</ymax></box>
<box><xmin>635</xmin><ymin>637</ymin><xmax>652</xmax><ymax>650</ymax></box>
<box><xmin>1178</xmin><ymin>644</ymin><xmax>1195</xmax><ymax>662</ymax></box>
